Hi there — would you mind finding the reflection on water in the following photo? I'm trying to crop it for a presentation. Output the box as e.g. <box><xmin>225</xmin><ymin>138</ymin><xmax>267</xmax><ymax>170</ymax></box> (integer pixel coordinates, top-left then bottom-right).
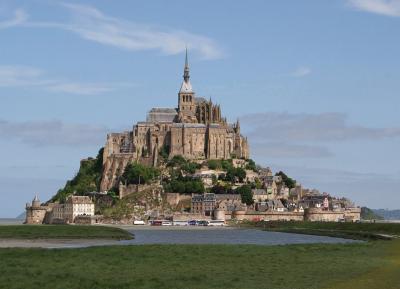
<box><xmin>0</xmin><ymin>221</ymin><xmax>360</xmax><ymax>248</ymax></box>
<box><xmin>121</xmin><ymin>227</ymin><xmax>359</xmax><ymax>246</ymax></box>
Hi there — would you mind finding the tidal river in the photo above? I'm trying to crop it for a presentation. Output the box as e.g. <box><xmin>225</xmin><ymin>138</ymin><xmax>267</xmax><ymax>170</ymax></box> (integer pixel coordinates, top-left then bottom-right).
<box><xmin>0</xmin><ymin>224</ymin><xmax>360</xmax><ymax>248</ymax></box>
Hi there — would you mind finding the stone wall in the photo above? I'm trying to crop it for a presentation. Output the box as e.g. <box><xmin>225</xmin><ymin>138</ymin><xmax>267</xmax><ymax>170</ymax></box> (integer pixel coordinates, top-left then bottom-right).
<box><xmin>119</xmin><ymin>183</ymin><xmax>154</xmax><ymax>199</ymax></box>
<box><xmin>304</xmin><ymin>207</ymin><xmax>361</xmax><ymax>222</ymax></box>
<box><xmin>25</xmin><ymin>207</ymin><xmax>47</xmax><ymax>224</ymax></box>
<box><xmin>233</xmin><ymin>210</ymin><xmax>304</xmax><ymax>221</ymax></box>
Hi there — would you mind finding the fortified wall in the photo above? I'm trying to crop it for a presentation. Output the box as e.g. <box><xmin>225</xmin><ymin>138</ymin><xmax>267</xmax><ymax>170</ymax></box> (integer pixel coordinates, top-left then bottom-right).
<box><xmin>304</xmin><ymin>207</ymin><xmax>361</xmax><ymax>222</ymax></box>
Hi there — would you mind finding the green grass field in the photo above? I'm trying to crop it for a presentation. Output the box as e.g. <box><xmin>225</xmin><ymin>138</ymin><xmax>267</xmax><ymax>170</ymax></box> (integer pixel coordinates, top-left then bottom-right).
<box><xmin>0</xmin><ymin>241</ymin><xmax>398</xmax><ymax>289</ymax></box>
<box><xmin>242</xmin><ymin>220</ymin><xmax>400</xmax><ymax>240</ymax></box>
<box><xmin>0</xmin><ymin>223</ymin><xmax>399</xmax><ymax>289</ymax></box>
<box><xmin>0</xmin><ymin>225</ymin><xmax>133</xmax><ymax>240</ymax></box>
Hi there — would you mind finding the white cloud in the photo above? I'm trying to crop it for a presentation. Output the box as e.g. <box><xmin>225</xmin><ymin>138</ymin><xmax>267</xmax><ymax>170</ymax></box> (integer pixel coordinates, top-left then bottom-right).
<box><xmin>241</xmin><ymin>112</ymin><xmax>400</xmax><ymax>142</ymax></box>
<box><xmin>0</xmin><ymin>119</ymin><xmax>109</xmax><ymax>147</ymax></box>
<box><xmin>2</xmin><ymin>4</ymin><xmax>223</xmax><ymax>59</ymax></box>
<box><xmin>0</xmin><ymin>9</ymin><xmax>27</xmax><ymax>29</ymax></box>
<box><xmin>251</xmin><ymin>142</ymin><xmax>333</xmax><ymax>158</ymax></box>
<box><xmin>46</xmin><ymin>82</ymin><xmax>114</xmax><ymax>95</ymax></box>
<box><xmin>59</xmin><ymin>3</ymin><xmax>223</xmax><ymax>59</ymax></box>
<box><xmin>348</xmin><ymin>0</ymin><xmax>400</xmax><ymax>17</ymax></box>
<box><xmin>0</xmin><ymin>65</ymin><xmax>129</xmax><ymax>95</ymax></box>
<box><xmin>292</xmin><ymin>66</ymin><xmax>311</xmax><ymax>77</ymax></box>
<box><xmin>240</xmin><ymin>111</ymin><xmax>400</xmax><ymax>159</ymax></box>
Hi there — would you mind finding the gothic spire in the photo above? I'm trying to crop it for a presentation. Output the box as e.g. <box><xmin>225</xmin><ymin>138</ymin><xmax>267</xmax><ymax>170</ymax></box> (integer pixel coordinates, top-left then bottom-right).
<box><xmin>183</xmin><ymin>47</ymin><xmax>190</xmax><ymax>83</ymax></box>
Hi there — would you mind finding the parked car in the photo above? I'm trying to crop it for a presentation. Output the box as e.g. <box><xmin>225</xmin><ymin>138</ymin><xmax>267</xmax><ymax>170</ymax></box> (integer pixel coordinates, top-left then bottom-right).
<box><xmin>161</xmin><ymin>221</ymin><xmax>172</xmax><ymax>226</ymax></box>
<box><xmin>197</xmin><ymin>220</ymin><xmax>209</xmax><ymax>226</ymax></box>
<box><xmin>188</xmin><ymin>220</ymin><xmax>197</xmax><ymax>226</ymax></box>
<box><xmin>151</xmin><ymin>220</ymin><xmax>162</xmax><ymax>226</ymax></box>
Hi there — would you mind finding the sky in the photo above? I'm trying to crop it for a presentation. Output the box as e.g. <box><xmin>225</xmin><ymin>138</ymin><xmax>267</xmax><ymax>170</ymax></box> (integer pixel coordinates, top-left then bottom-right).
<box><xmin>0</xmin><ymin>0</ymin><xmax>399</xmax><ymax>217</ymax></box>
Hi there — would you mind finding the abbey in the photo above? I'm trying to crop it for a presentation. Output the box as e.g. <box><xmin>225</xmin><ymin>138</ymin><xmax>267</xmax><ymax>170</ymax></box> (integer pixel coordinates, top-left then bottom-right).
<box><xmin>100</xmin><ymin>51</ymin><xmax>249</xmax><ymax>191</ymax></box>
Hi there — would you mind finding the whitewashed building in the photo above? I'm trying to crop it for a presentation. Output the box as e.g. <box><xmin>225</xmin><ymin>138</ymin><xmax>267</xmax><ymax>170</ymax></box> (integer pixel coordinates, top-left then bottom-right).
<box><xmin>64</xmin><ymin>196</ymin><xmax>95</xmax><ymax>223</ymax></box>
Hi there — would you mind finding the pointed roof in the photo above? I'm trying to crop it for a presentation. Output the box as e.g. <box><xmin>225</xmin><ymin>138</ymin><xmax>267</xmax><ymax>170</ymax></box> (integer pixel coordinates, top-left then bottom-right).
<box><xmin>33</xmin><ymin>194</ymin><xmax>40</xmax><ymax>202</ymax></box>
<box><xmin>179</xmin><ymin>47</ymin><xmax>193</xmax><ymax>93</ymax></box>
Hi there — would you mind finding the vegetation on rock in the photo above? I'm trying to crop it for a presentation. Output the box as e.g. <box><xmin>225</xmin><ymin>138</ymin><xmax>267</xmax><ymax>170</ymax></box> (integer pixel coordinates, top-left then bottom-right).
<box><xmin>121</xmin><ymin>163</ymin><xmax>160</xmax><ymax>185</ymax></box>
<box><xmin>361</xmin><ymin>207</ymin><xmax>384</xmax><ymax>220</ymax></box>
<box><xmin>51</xmin><ymin>148</ymin><xmax>104</xmax><ymax>203</ymax></box>
<box><xmin>275</xmin><ymin>171</ymin><xmax>296</xmax><ymax>189</ymax></box>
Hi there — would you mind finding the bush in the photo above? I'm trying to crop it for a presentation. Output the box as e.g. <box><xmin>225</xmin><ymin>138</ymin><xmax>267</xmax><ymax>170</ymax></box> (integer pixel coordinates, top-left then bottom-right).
<box><xmin>275</xmin><ymin>171</ymin><xmax>296</xmax><ymax>189</ymax></box>
<box><xmin>167</xmin><ymin>155</ymin><xmax>201</xmax><ymax>174</ymax></box>
<box><xmin>210</xmin><ymin>184</ymin><xmax>234</xmax><ymax>194</ymax></box>
<box><xmin>245</xmin><ymin>159</ymin><xmax>257</xmax><ymax>172</ymax></box>
<box><xmin>164</xmin><ymin>178</ymin><xmax>205</xmax><ymax>194</ymax></box>
<box><xmin>121</xmin><ymin>163</ymin><xmax>159</xmax><ymax>185</ymax></box>
<box><xmin>207</xmin><ymin>159</ymin><xmax>220</xmax><ymax>170</ymax></box>
<box><xmin>225</xmin><ymin>167</ymin><xmax>246</xmax><ymax>183</ymax></box>
<box><xmin>159</xmin><ymin>145</ymin><xmax>170</xmax><ymax>161</ymax></box>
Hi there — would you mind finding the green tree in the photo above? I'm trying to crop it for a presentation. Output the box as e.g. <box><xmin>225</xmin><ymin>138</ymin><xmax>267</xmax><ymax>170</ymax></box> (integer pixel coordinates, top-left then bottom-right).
<box><xmin>245</xmin><ymin>159</ymin><xmax>257</xmax><ymax>172</ymax></box>
<box><xmin>121</xmin><ymin>163</ymin><xmax>159</xmax><ymax>185</ymax></box>
<box><xmin>236</xmin><ymin>185</ymin><xmax>254</xmax><ymax>205</ymax></box>
<box><xmin>275</xmin><ymin>171</ymin><xmax>296</xmax><ymax>189</ymax></box>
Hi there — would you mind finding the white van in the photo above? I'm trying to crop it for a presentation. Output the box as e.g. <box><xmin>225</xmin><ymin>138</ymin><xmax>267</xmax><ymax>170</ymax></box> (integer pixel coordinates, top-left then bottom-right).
<box><xmin>173</xmin><ymin>220</ymin><xmax>188</xmax><ymax>226</ymax></box>
<box><xmin>133</xmin><ymin>220</ymin><xmax>145</xmax><ymax>225</ymax></box>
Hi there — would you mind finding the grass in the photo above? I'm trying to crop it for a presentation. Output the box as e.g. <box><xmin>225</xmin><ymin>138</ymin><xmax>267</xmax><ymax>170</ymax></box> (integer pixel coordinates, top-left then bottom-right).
<box><xmin>0</xmin><ymin>225</ymin><xmax>133</xmax><ymax>240</ymax></box>
<box><xmin>240</xmin><ymin>220</ymin><xmax>400</xmax><ymax>240</ymax></box>
<box><xmin>0</xmin><ymin>223</ymin><xmax>399</xmax><ymax>288</ymax></box>
<box><xmin>0</xmin><ymin>241</ymin><xmax>398</xmax><ymax>289</ymax></box>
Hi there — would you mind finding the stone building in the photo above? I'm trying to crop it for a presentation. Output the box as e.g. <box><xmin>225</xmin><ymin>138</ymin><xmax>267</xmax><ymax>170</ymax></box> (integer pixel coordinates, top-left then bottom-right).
<box><xmin>25</xmin><ymin>195</ymin><xmax>47</xmax><ymax>224</ymax></box>
<box><xmin>101</xmin><ymin>51</ymin><xmax>249</xmax><ymax>191</ymax></box>
<box><xmin>64</xmin><ymin>196</ymin><xmax>95</xmax><ymax>223</ymax></box>
<box><xmin>191</xmin><ymin>193</ymin><xmax>217</xmax><ymax>216</ymax></box>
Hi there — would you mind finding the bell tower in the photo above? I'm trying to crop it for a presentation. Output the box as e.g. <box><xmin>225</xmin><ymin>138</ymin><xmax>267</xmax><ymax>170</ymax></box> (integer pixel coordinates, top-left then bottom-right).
<box><xmin>178</xmin><ymin>48</ymin><xmax>196</xmax><ymax>123</ymax></box>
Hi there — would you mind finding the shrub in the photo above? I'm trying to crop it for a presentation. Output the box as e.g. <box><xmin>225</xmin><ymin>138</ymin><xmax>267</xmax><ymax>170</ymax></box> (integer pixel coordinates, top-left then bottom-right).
<box><xmin>121</xmin><ymin>163</ymin><xmax>159</xmax><ymax>185</ymax></box>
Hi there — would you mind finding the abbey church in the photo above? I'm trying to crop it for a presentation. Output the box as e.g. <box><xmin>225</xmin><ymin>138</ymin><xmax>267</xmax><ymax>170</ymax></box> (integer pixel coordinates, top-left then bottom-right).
<box><xmin>100</xmin><ymin>51</ymin><xmax>249</xmax><ymax>191</ymax></box>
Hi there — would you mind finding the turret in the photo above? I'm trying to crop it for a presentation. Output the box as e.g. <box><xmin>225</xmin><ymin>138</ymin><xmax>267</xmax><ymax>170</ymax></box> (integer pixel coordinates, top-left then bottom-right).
<box><xmin>235</xmin><ymin>119</ymin><xmax>241</xmax><ymax>134</ymax></box>
<box><xmin>32</xmin><ymin>194</ymin><xmax>41</xmax><ymax>208</ymax></box>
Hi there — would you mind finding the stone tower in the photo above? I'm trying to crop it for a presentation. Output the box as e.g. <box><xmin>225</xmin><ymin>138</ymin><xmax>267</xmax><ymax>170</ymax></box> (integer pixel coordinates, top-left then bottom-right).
<box><xmin>178</xmin><ymin>48</ymin><xmax>197</xmax><ymax>123</ymax></box>
<box><xmin>25</xmin><ymin>194</ymin><xmax>47</xmax><ymax>224</ymax></box>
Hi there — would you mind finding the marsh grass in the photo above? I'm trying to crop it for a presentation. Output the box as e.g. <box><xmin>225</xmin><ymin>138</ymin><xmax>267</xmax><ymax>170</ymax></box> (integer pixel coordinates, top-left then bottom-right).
<box><xmin>0</xmin><ymin>242</ymin><xmax>392</xmax><ymax>289</ymax></box>
<box><xmin>0</xmin><ymin>225</ymin><xmax>132</xmax><ymax>240</ymax></box>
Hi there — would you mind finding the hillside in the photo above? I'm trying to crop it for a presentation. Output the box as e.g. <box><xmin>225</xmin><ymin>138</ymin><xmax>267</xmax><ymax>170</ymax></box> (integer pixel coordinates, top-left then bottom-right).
<box><xmin>360</xmin><ymin>207</ymin><xmax>383</xmax><ymax>220</ymax></box>
<box><xmin>51</xmin><ymin>148</ymin><xmax>104</xmax><ymax>203</ymax></box>
<box><xmin>373</xmin><ymin>209</ymin><xmax>400</xmax><ymax>220</ymax></box>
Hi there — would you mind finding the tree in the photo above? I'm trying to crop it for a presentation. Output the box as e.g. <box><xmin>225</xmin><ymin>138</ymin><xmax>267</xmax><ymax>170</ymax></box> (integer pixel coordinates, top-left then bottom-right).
<box><xmin>210</xmin><ymin>184</ymin><xmax>234</xmax><ymax>194</ymax></box>
<box><xmin>225</xmin><ymin>167</ymin><xmax>246</xmax><ymax>183</ymax></box>
<box><xmin>121</xmin><ymin>163</ymin><xmax>159</xmax><ymax>185</ymax></box>
<box><xmin>236</xmin><ymin>185</ymin><xmax>254</xmax><ymax>205</ymax></box>
<box><xmin>245</xmin><ymin>159</ymin><xmax>257</xmax><ymax>172</ymax></box>
<box><xmin>275</xmin><ymin>171</ymin><xmax>296</xmax><ymax>189</ymax></box>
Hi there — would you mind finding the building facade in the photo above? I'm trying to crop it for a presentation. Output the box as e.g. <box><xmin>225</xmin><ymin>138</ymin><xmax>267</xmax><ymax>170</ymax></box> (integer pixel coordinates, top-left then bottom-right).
<box><xmin>64</xmin><ymin>196</ymin><xmax>95</xmax><ymax>223</ymax></box>
<box><xmin>101</xmin><ymin>51</ymin><xmax>249</xmax><ymax>191</ymax></box>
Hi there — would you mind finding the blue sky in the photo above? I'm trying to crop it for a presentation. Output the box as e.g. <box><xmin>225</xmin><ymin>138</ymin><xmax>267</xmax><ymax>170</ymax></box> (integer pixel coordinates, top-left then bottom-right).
<box><xmin>0</xmin><ymin>0</ymin><xmax>399</xmax><ymax>217</ymax></box>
